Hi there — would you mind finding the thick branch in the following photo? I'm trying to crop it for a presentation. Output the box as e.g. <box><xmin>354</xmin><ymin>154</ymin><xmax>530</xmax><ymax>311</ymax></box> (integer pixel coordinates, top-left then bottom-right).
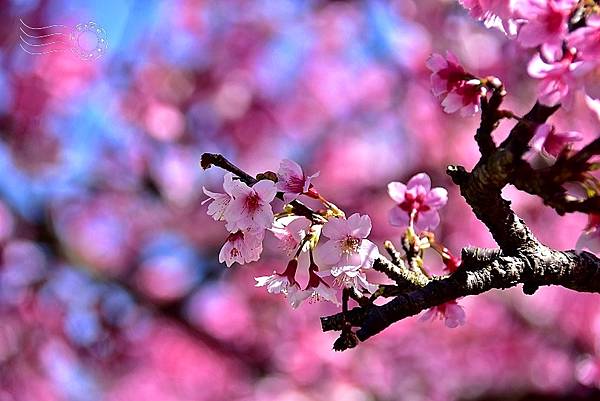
<box><xmin>321</xmin><ymin>247</ymin><xmax>600</xmax><ymax>341</ymax></box>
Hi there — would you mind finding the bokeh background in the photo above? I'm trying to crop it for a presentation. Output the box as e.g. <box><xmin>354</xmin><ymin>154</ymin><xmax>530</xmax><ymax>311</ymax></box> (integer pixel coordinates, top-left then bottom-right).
<box><xmin>1</xmin><ymin>0</ymin><xmax>600</xmax><ymax>400</ymax></box>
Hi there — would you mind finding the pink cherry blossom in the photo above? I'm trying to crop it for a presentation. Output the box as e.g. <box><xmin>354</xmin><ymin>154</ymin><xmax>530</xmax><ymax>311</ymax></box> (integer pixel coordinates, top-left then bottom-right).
<box><xmin>225</xmin><ymin>179</ymin><xmax>277</xmax><ymax>232</ymax></box>
<box><xmin>442</xmin><ymin>80</ymin><xmax>487</xmax><ymax>116</ymax></box>
<box><xmin>458</xmin><ymin>0</ymin><xmax>520</xmax><ymax>35</ymax></box>
<box><xmin>516</xmin><ymin>0</ymin><xmax>575</xmax><ymax>49</ymax></box>
<box><xmin>530</xmin><ymin>123</ymin><xmax>583</xmax><ymax>157</ymax></box>
<box><xmin>255</xmin><ymin>259</ymin><xmax>308</xmax><ymax>308</ymax></box>
<box><xmin>576</xmin><ymin>355</ymin><xmax>600</xmax><ymax>388</ymax></box>
<box><xmin>304</xmin><ymin>266</ymin><xmax>339</xmax><ymax>306</ymax></box>
<box><xmin>528</xmin><ymin>47</ymin><xmax>583</xmax><ymax>106</ymax></box>
<box><xmin>319</xmin><ymin>213</ymin><xmax>380</xmax><ymax>273</ymax></box>
<box><xmin>202</xmin><ymin>173</ymin><xmax>235</xmax><ymax>221</ymax></box>
<box><xmin>276</xmin><ymin>159</ymin><xmax>320</xmax><ymax>203</ymax></box>
<box><xmin>426</xmin><ymin>53</ymin><xmax>486</xmax><ymax>116</ymax></box>
<box><xmin>387</xmin><ymin>173</ymin><xmax>448</xmax><ymax>232</ymax></box>
<box><xmin>567</xmin><ymin>15</ymin><xmax>600</xmax><ymax>61</ymax></box>
<box><xmin>269</xmin><ymin>216</ymin><xmax>312</xmax><ymax>256</ymax></box>
<box><xmin>324</xmin><ymin>265</ymin><xmax>378</xmax><ymax>293</ymax></box>
<box><xmin>219</xmin><ymin>230</ymin><xmax>264</xmax><ymax>267</ymax></box>
<box><xmin>420</xmin><ymin>300</ymin><xmax>466</xmax><ymax>328</ymax></box>
<box><xmin>576</xmin><ymin>214</ymin><xmax>600</xmax><ymax>255</ymax></box>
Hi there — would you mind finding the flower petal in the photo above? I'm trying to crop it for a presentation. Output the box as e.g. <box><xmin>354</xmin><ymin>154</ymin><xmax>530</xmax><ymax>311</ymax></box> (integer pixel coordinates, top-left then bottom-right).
<box><xmin>387</xmin><ymin>182</ymin><xmax>407</xmax><ymax>203</ymax></box>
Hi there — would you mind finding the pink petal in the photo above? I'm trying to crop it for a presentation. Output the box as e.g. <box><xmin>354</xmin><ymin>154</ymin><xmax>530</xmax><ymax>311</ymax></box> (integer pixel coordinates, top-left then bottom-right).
<box><xmin>389</xmin><ymin>207</ymin><xmax>410</xmax><ymax>228</ymax></box>
<box><xmin>425</xmin><ymin>187</ymin><xmax>448</xmax><ymax>209</ymax></box>
<box><xmin>407</xmin><ymin>173</ymin><xmax>431</xmax><ymax>192</ymax></box>
<box><xmin>538</xmin><ymin>78</ymin><xmax>569</xmax><ymax>106</ymax></box>
<box><xmin>425</xmin><ymin>53</ymin><xmax>447</xmax><ymax>72</ymax></box>
<box><xmin>348</xmin><ymin>213</ymin><xmax>372</xmax><ymax>239</ymax></box>
<box><xmin>318</xmin><ymin>239</ymin><xmax>342</xmax><ymax>266</ymax></box>
<box><xmin>322</xmin><ymin>218</ymin><xmax>349</xmax><ymax>240</ymax></box>
<box><xmin>314</xmin><ymin>284</ymin><xmax>339</xmax><ymax>306</ymax></box>
<box><xmin>387</xmin><ymin>182</ymin><xmax>407</xmax><ymax>203</ymax></box>
<box><xmin>288</xmin><ymin>285</ymin><xmax>311</xmax><ymax>309</ymax></box>
<box><xmin>283</xmin><ymin>192</ymin><xmax>299</xmax><ymax>204</ymax></box>
<box><xmin>222</xmin><ymin>173</ymin><xmax>236</xmax><ymax>196</ymax></box>
<box><xmin>441</xmin><ymin>92</ymin><xmax>464</xmax><ymax>114</ymax></box>
<box><xmin>253</xmin><ymin>180</ymin><xmax>277</xmax><ymax>203</ymax></box>
<box><xmin>358</xmin><ymin>239</ymin><xmax>380</xmax><ymax>268</ymax></box>
<box><xmin>228</xmin><ymin>179</ymin><xmax>252</xmax><ymax>199</ymax></box>
<box><xmin>302</xmin><ymin>171</ymin><xmax>320</xmax><ymax>193</ymax></box>
<box><xmin>444</xmin><ymin>303</ymin><xmax>466</xmax><ymax>328</ymax></box>
<box><xmin>339</xmin><ymin>252</ymin><xmax>363</xmax><ymax>269</ymax></box>
<box><xmin>527</xmin><ymin>54</ymin><xmax>555</xmax><ymax>78</ymax></box>
<box><xmin>251</xmin><ymin>207</ymin><xmax>275</xmax><ymax>231</ymax></box>
<box><xmin>415</xmin><ymin>210</ymin><xmax>441</xmax><ymax>232</ymax></box>
<box><xmin>278</xmin><ymin>159</ymin><xmax>304</xmax><ymax>180</ymax></box>
<box><xmin>576</xmin><ymin>231</ymin><xmax>600</xmax><ymax>255</ymax></box>
<box><xmin>530</xmin><ymin>124</ymin><xmax>552</xmax><ymax>152</ymax></box>
<box><xmin>518</xmin><ymin>22</ymin><xmax>547</xmax><ymax>48</ymax></box>
<box><xmin>356</xmin><ymin>274</ymin><xmax>378</xmax><ymax>293</ymax></box>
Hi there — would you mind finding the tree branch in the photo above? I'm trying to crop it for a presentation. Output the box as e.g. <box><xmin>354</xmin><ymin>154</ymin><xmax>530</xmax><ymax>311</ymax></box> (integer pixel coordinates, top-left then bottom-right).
<box><xmin>322</xmin><ymin>100</ymin><xmax>600</xmax><ymax>350</ymax></box>
<box><xmin>321</xmin><ymin>246</ymin><xmax>600</xmax><ymax>340</ymax></box>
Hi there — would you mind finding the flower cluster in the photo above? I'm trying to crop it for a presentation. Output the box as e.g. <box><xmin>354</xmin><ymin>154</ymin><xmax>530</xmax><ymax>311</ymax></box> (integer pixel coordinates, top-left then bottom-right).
<box><xmin>203</xmin><ymin>159</ymin><xmax>382</xmax><ymax>309</ymax></box>
<box><xmin>204</xmin><ymin>161</ymin><xmax>466</xmax><ymax>328</ymax></box>
<box><xmin>459</xmin><ymin>0</ymin><xmax>600</xmax><ymax>108</ymax></box>
<box><xmin>426</xmin><ymin>52</ymin><xmax>487</xmax><ymax>116</ymax></box>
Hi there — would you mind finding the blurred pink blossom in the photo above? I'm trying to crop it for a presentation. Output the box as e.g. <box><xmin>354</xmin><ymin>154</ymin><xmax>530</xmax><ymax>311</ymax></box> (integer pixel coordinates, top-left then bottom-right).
<box><xmin>567</xmin><ymin>15</ymin><xmax>600</xmax><ymax>61</ymax></box>
<box><xmin>420</xmin><ymin>300</ymin><xmax>466</xmax><ymax>328</ymax></box>
<box><xmin>458</xmin><ymin>0</ymin><xmax>520</xmax><ymax>34</ymax></box>
<box><xmin>530</xmin><ymin>123</ymin><xmax>583</xmax><ymax>157</ymax></box>
<box><xmin>427</xmin><ymin>52</ymin><xmax>486</xmax><ymax>116</ymax></box>
<box><xmin>516</xmin><ymin>0</ymin><xmax>575</xmax><ymax>49</ymax></box>
<box><xmin>528</xmin><ymin>48</ymin><xmax>582</xmax><ymax>106</ymax></box>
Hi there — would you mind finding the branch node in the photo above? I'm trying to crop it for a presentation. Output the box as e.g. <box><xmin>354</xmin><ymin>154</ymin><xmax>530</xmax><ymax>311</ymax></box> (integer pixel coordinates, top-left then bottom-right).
<box><xmin>447</xmin><ymin>165</ymin><xmax>469</xmax><ymax>185</ymax></box>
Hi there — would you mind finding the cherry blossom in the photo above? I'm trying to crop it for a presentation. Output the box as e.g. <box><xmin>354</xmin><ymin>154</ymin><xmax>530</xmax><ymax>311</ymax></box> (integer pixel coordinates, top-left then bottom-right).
<box><xmin>304</xmin><ymin>266</ymin><xmax>339</xmax><ymax>306</ymax></box>
<box><xmin>576</xmin><ymin>214</ymin><xmax>600</xmax><ymax>255</ymax></box>
<box><xmin>387</xmin><ymin>173</ymin><xmax>448</xmax><ymax>232</ymax></box>
<box><xmin>426</xmin><ymin>52</ymin><xmax>486</xmax><ymax>116</ymax></box>
<box><xmin>530</xmin><ymin>123</ymin><xmax>583</xmax><ymax>157</ymax></box>
<box><xmin>269</xmin><ymin>216</ymin><xmax>312</xmax><ymax>256</ymax></box>
<box><xmin>324</xmin><ymin>265</ymin><xmax>378</xmax><ymax>293</ymax></box>
<box><xmin>319</xmin><ymin>213</ymin><xmax>380</xmax><ymax>272</ymax></box>
<box><xmin>516</xmin><ymin>0</ymin><xmax>575</xmax><ymax>49</ymax></box>
<box><xmin>420</xmin><ymin>300</ymin><xmax>466</xmax><ymax>328</ymax></box>
<box><xmin>567</xmin><ymin>15</ymin><xmax>600</xmax><ymax>62</ymax></box>
<box><xmin>202</xmin><ymin>173</ymin><xmax>235</xmax><ymax>221</ymax></box>
<box><xmin>225</xmin><ymin>179</ymin><xmax>277</xmax><ymax>232</ymax></box>
<box><xmin>528</xmin><ymin>47</ymin><xmax>583</xmax><ymax>106</ymax></box>
<box><xmin>255</xmin><ymin>259</ymin><xmax>308</xmax><ymax>308</ymax></box>
<box><xmin>276</xmin><ymin>159</ymin><xmax>320</xmax><ymax>203</ymax></box>
<box><xmin>219</xmin><ymin>230</ymin><xmax>264</xmax><ymax>267</ymax></box>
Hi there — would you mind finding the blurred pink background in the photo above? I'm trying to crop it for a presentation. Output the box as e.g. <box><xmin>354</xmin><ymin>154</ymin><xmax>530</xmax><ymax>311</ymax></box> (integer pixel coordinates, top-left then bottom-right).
<box><xmin>1</xmin><ymin>0</ymin><xmax>600</xmax><ymax>400</ymax></box>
